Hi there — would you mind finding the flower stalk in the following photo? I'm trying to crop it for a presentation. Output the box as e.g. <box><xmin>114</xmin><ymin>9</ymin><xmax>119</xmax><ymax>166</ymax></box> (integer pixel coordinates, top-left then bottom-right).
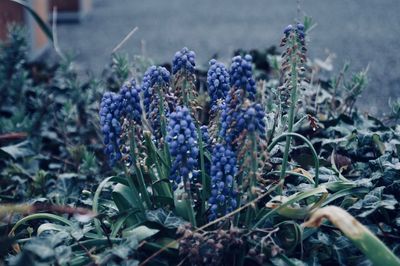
<box><xmin>278</xmin><ymin>23</ymin><xmax>307</xmax><ymax>193</ymax></box>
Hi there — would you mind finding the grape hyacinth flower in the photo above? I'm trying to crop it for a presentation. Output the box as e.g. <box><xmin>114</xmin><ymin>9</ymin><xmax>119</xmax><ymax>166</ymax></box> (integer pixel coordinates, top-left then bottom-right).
<box><xmin>99</xmin><ymin>79</ymin><xmax>143</xmax><ymax>166</ymax></box>
<box><xmin>99</xmin><ymin>92</ymin><xmax>123</xmax><ymax>166</ymax></box>
<box><xmin>284</xmin><ymin>23</ymin><xmax>305</xmax><ymax>41</ymax></box>
<box><xmin>142</xmin><ymin>66</ymin><xmax>171</xmax><ymax>143</ymax></box>
<box><xmin>219</xmin><ymin>101</ymin><xmax>241</xmax><ymax>147</ymax></box>
<box><xmin>142</xmin><ymin>65</ymin><xmax>170</xmax><ymax>93</ymax></box>
<box><xmin>172</xmin><ymin>47</ymin><xmax>196</xmax><ymax>75</ymax></box>
<box><xmin>219</xmin><ymin>54</ymin><xmax>265</xmax><ymax>149</ymax></box>
<box><xmin>166</xmin><ymin>106</ymin><xmax>199</xmax><ymax>190</ymax></box>
<box><xmin>275</xmin><ymin>22</ymin><xmax>309</xmax><ymax>193</ymax></box>
<box><xmin>207</xmin><ymin>59</ymin><xmax>230</xmax><ymax>111</ymax></box>
<box><xmin>283</xmin><ymin>24</ymin><xmax>293</xmax><ymax>35</ymax></box>
<box><xmin>229</xmin><ymin>55</ymin><xmax>256</xmax><ymax>101</ymax></box>
<box><xmin>242</xmin><ymin>104</ymin><xmax>266</xmax><ymax>135</ymax></box>
<box><xmin>208</xmin><ymin>144</ymin><xmax>237</xmax><ymax>221</ymax></box>
<box><xmin>119</xmin><ymin>79</ymin><xmax>142</xmax><ymax>124</ymax></box>
<box><xmin>171</xmin><ymin>47</ymin><xmax>198</xmax><ymax>110</ymax></box>
<box><xmin>219</xmin><ymin>103</ymin><xmax>266</xmax><ymax>150</ymax></box>
<box><xmin>279</xmin><ymin>22</ymin><xmax>307</xmax><ymax>116</ymax></box>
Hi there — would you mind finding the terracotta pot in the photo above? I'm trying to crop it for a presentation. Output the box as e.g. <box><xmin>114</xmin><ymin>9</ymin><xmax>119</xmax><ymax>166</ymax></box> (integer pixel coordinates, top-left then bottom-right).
<box><xmin>0</xmin><ymin>0</ymin><xmax>50</xmax><ymax>60</ymax></box>
<box><xmin>49</xmin><ymin>0</ymin><xmax>92</xmax><ymax>22</ymax></box>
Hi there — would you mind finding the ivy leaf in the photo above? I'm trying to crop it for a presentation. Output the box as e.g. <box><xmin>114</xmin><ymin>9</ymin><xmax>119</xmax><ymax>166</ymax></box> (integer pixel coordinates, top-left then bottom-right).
<box><xmin>123</xmin><ymin>225</ymin><xmax>159</xmax><ymax>242</ymax></box>
<box><xmin>7</xmin><ymin>232</ymin><xmax>72</xmax><ymax>266</ymax></box>
<box><xmin>0</xmin><ymin>141</ymin><xmax>33</xmax><ymax>160</ymax></box>
<box><xmin>349</xmin><ymin>186</ymin><xmax>398</xmax><ymax>217</ymax></box>
<box><xmin>146</xmin><ymin>208</ymin><xmax>188</xmax><ymax>229</ymax></box>
<box><xmin>97</xmin><ymin>236</ymin><xmax>139</xmax><ymax>265</ymax></box>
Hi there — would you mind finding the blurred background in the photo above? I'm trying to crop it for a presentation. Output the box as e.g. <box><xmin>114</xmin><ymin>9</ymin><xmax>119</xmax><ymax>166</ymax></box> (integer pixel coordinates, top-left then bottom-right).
<box><xmin>1</xmin><ymin>0</ymin><xmax>400</xmax><ymax>115</ymax></box>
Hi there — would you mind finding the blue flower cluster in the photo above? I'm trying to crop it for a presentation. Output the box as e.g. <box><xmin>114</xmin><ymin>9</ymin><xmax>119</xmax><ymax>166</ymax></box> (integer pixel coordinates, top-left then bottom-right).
<box><xmin>207</xmin><ymin>59</ymin><xmax>230</xmax><ymax>110</ymax></box>
<box><xmin>166</xmin><ymin>106</ymin><xmax>199</xmax><ymax>190</ymax></box>
<box><xmin>99</xmin><ymin>92</ymin><xmax>123</xmax><ymax>166</ymax></box>
<box><xmin>142</xmin><ymin>66</ymin><xmax>170</xmax><ymax>104</ymax></box>
<box><xmin>219</xmin><ymin>55</ymin><xmax>265</xmax><ymax>148</ymax></box>
<box><xmin>119</xmin><ymin>79</ymin><xmax>142</xmax><ymax>124</ymax></box>
<box><xmin>208</xmin><ymin>144</ymin><xmax>237</xmax><ymax>221</ymax></box>
<box><xmin>229</xmin><ymin>55</ymin><xmax>256</xmax><ymax>101</ymax></box>
<box><xmin>220</xmin><ymin>104</ymin><xmax>266</xmax><ymax>148</ymax></box>
<box><xmin>99</xmin><ymin>79</ymin><xmax>143</xmax><ymax>166</ymax></box>
<box><xmin>241</xmin><ymin>104</ymin><xmax>266</xmax><ymax>134</ymax></box>
<box><xmin>142</xmin><ymin>66</ymin><xmax>171</xmax><ymax>142</ymax></box>
<box><xmin>172</xmin><ymin>47</ymin><xmax>196</xmax><ymax>75</ymax></box>
<box><xmin>219</xmin><ymin>102</ymin><xmax>241</xmax><ymax>147</ymax></box>
<box><xmin>284</xmin><ymin>23</ymin><xmax>305</xmax><ymax>40</ymax></box>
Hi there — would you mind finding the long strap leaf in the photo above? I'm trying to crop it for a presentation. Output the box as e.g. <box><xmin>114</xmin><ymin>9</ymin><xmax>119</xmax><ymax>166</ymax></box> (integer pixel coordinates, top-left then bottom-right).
<box><xmin>10</xmin><ymin>0</ymin><xmax>53</xmax><ymax>42</ymax></box>
<box><xmin>303</xmin><ymin>206</ymin><xmax>400</xmax><ymax>266</ymax></box>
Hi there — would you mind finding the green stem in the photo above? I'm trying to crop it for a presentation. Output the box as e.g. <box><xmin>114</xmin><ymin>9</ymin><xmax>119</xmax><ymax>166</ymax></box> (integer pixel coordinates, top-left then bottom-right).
<box><xmin>197</xmin><ymin>126</ymin><xmax>208</xmax><ymax>220</ymax></box>
<box><xmin>266</xmin><ymin>110</ymin><xmax>279</xmax><ymax>145</ymax></box>
<box><xmin>233</xmin><ymin>178</ymin><xmax>242</xmax><ymax>227</ymax></box>
<box><xmin>157</xmin><ymin>87</ymin><xmax>171</xmax><ymax>169</ymax></box>
<box><xmin>129</xmin><ymin>128</ymin><xmax>152</xmax><ymax>208</ymax></box>
<box><xmin>268</xmin><ymin>132</ymin><xmax>319</xmax><ymax>187</ymax></box>
<box><xmin>157</xmin><ymin>88</ymin><xmax>167</xmax><ymax>139</ymax></box>
<box><xmin>185</xmin><ymin>198</ymin><xmax>197</xmax><ymax>227</ymax></box>
<box><xmin>245</xmin><ymin>133</ymin><xmax>258</xmax><ymax>226</ymax></box>
<box><xmin>182</xmin><ymin>78</ymin><xmax>189</xmax><ymax>107</ymax></box>
<box><xmin>279</xmin><ymin>78</ymin><xmax>298</xmax><ymax>190</ymax></box>
<box><xmin>292</xmin><ymin>114</ymin><xmax>310</xmax><ymax>132</ymax></box>
<box><xmin>279</xmin><ymin>34</ymin><xmax>300</xmax><ymax>194</ymax></box>
<box><xmin>182</xmin><ymin>171</ymin><xmax>197</xmax><ymax>227</ymax></box>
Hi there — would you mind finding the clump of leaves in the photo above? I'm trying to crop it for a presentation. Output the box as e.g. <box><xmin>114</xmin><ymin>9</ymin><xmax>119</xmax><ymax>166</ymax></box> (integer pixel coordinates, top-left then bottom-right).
<box><xmin>0</xmin><ymin>25</ymin><xmax>29</xmax><ymax>106</ymax></box>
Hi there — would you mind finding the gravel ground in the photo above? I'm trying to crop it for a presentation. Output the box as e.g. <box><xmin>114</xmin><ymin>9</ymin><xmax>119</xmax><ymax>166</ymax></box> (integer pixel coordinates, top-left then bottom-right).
<box><xmin>57</xmin><ymin>0</ymin><xmax>400</xmax><ymax>115</ymax></box>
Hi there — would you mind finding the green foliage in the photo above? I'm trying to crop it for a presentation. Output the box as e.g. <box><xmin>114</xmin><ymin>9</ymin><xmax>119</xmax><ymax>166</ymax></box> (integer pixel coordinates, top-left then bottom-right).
<box><xmin>0</xmin><ymin>25</ymin><xmax>30</xmax><ymax>114</ymax></box>
<box><xmin>388</xmin><ymin>97</ymin><xmax>400</xmax><ymax>121</ymax></box>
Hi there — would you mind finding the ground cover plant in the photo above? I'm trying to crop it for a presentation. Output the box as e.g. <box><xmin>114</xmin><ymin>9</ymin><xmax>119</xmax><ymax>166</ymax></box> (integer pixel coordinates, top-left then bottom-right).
<box><xmin>1</xmin><ymin>16</ymin><xmax>400</xmax><ymax>266</ymax></box>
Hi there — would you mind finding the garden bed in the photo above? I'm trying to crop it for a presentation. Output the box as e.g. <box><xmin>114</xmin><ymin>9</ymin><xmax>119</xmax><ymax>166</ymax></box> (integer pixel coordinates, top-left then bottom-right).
<box><xmin>0</xmin><ymin>18</ymin><xmax>400</xmax><ymax>266</ymax></box>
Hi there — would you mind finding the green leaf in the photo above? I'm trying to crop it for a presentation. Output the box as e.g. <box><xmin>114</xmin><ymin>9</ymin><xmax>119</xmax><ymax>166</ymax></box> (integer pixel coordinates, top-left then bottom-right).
<box><xmin>275</xmin><ymin>221</ymin><xmax>302</xmax><ymax>253</ymax></box>
<box><xmin>10</xmin><ymin>213</ymin><xmax>73</xmax><ymax>238</ymax></box>
<box><xmin>349</xmin><ymin>186</ymin><xmax>398</xmax><ymax>218</ymax></box>
<box><xmin>304</xmin><ymin>206</ymin><xmax>400</xmax><ymax>266</ymax></box>
<box><xmin>110</xmin><ymin>213</ymin><xmax>132</xmax><ymax>238</ymax></box>
<box><xmin>372</xmin><ymin>133</ymin><xmax>386</xmax><ymax>155</ymax></box>
<box><xmin>146</xmin><ymin>208</ymin><xmax>187</xmax><ymax>229</ymax></box>
<box><xmin>122</xmin><ymin>225</ymin><xmax>159</xmax><ymax>242</ymax></box>
<box><xmin>0</xmin><ymin>140</ymin><xmax>33</xmax><ymax>159</ymax></box>
<box><xmin>92</xmin><ymin>176</ymin><xmax>128</xmax><ymax>235</ymax></box>
<box><xmin>37</xmin><ymin>223</ymin><xmax>67</xmax><ymax>236</ymax></box>
<box><xmin>112</xmin><ymin>183</ymin><xmax>145</xmax><ymax>226</ymax></box>
<box><xmin>264</xmin><ymin>188</ymin><xmax>328</xmax><ymax>220</ymax></box>
<box><xmin>58</xmin><ymin>173</ymin><xmax>78</xmax><ymax>179</ymax></box>
<box><xmin>10</xmin><ymin>0</ymin><xmax>53</xmax><ymax>42</ymax></box>
<box><xmin>253</xmin><ymin>186</ymin><xmax>328</xmax><ymax>228</ymax></box>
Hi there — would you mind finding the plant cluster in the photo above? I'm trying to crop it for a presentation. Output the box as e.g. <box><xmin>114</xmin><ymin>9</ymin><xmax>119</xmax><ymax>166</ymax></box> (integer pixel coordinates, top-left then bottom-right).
<box><xmin>1</xmin><ymin>18</ymin><xmax>400</xmax><ymax>266</ymax></box>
